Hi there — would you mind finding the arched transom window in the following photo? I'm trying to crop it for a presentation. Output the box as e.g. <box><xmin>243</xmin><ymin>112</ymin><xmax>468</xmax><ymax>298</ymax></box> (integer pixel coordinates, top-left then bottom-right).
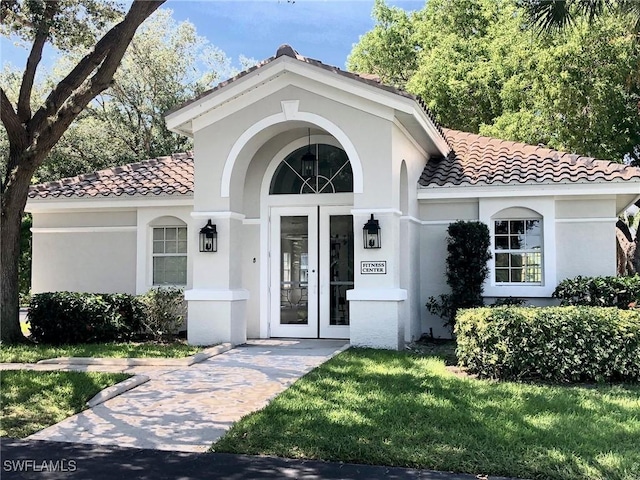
<box><xmin>270</xmin><ymin>144</ymin><xmax>353</xmax><ymax>195</ymax></box>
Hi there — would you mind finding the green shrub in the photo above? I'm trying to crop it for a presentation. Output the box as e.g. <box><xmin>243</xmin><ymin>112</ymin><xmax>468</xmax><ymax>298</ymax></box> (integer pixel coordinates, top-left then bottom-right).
<box><xmin>490</xmin><ymin>297</ymin><xmax>526</xmax><ymax>307</ymax></box>
<box><xmin>455</xmin><ymin>306</ymin><xmax>640</xmax><ymax>383</ymax></box>
<box><xmin>426</xmin><ymin>221</ymin><xmax>492</xmax><ymax>330</ymax></box>
<box><xmin>140</xmin><ymin>287</ymin><xmax>186</xmax><ymax>341</ymax></box>
<box><xmin>553</xmin><ymin>274</ymin><xmax>640</xmax><ymax>309</ymax></box>
<box><xmin>28</xmin><ymin>292</ymin><xmax>145</xmax><ymax>345</ymax></box>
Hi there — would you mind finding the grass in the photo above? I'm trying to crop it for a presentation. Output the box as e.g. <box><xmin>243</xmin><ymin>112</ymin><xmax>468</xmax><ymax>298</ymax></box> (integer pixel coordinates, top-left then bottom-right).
<box><xmin>1</xmin><ymin>370</ymin><xmax>130</xmax><ymax>438</ymax></box>
<box><xmin>0</xmin><ymin>341</ymin><xmax>203</xmax><ymax>363</ymax></box>
<box><xmin>213</xmin><ymin>348</ymin><xmax>640</xmax><ymax>480</ymax></box>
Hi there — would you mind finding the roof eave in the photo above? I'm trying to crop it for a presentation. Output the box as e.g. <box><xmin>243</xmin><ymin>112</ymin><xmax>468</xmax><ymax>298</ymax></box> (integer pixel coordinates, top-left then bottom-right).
<box><xmin>26</xmin><ymin>194</ymin><xmax>194</xmax><ymax>213</ymax></box>
<box><xmin>417</xmin><ymin>181</ymin><xmax>640</xmax><ymax>203</ymax></box>
<box><xmin>165</xmin><ymin>57</ymin><xmax>287</xmax><ymax>135</ymax></box>
<box><xmin>165</xmin><ymin>53</ymin><xmax>451</xmax><ymax>155</ymax></box>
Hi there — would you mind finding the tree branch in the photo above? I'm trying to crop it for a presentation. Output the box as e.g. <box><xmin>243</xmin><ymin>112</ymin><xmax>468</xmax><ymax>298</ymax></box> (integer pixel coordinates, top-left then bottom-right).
<box><xmin>30</xmin><ymin>0</ymin><xmax>165</xmax><ymax>156</ymax></box>
<box><xmin>1</xmin><ymin>88</ymin><xmax>27</xmax><ymax>149</ymax></box>
<box><xmin>17</xmin><ymin>1</ymin><xmax>56</xmax><ymax>123</ymax></box>
<box><xmin>30</xmin><ymin>0</ymin><xmax>165</xmax><ymax>136</ymax></box>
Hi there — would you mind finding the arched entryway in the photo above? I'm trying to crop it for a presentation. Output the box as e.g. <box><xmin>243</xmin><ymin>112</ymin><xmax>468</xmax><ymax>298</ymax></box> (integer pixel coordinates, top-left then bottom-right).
<box><xmin>263</xmin><ymin>140</ymin><xmax>354</xmax><ymax>339</ymax></box>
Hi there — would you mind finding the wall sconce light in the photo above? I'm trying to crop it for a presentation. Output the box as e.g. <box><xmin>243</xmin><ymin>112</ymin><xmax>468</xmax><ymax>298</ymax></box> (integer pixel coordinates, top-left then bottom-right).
<box><xmin>363</xmin><ymin>214</ymin><xmax>381</xmax><ymax>249</ymax></box>
<box><xmin>199</xmin><ymin>219</ymin><xmax>217</xmax><ymax>252</ymax></box>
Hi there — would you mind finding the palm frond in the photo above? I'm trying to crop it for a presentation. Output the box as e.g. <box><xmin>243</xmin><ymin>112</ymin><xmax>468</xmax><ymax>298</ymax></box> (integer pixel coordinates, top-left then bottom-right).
<box><xmin>521</xmin><ymin>0</ymin><xmax>574</xmax><ymax>32</ymax></box>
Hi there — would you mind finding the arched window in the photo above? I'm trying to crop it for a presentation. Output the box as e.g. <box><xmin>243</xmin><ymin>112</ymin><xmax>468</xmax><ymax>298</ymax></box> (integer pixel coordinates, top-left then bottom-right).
<box><xmin>270</xmin><ymin>144</ymin><xmax>353</xmax><ymax>195</ymax></box>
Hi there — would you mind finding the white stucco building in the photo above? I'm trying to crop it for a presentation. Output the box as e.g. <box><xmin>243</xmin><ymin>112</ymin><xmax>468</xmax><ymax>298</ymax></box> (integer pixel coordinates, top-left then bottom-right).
<box><xmin>27</xmin><ymin>45</ymin><xmax>640</xmax><ymax>349</ymax></box>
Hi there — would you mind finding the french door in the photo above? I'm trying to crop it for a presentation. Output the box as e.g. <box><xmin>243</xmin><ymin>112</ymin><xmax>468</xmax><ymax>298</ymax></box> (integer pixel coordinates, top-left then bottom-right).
<box><xmin>269</xmin><ymin>206</ymin><xmax>353</xmax><ymax>338</ymax></box>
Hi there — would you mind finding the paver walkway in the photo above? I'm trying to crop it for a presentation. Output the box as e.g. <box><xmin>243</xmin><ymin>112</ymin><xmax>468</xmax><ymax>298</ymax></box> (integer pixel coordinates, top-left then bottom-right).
<box><xmin>26</xmin><ymin>339</ymin><xmax>348</xmax><ymax>452</ymax></box>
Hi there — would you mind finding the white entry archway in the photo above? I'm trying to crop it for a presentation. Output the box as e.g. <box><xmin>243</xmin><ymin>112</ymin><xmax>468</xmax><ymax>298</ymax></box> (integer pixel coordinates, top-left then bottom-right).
<box><xmin>259</xmin><ymin>135</ymin><xmax>354</xmax><ymax>339</ymax></box>
<box><xmin>220</xmin><ymin>100</ymin><xmax>364</xmax><ymax>197</ymax></box>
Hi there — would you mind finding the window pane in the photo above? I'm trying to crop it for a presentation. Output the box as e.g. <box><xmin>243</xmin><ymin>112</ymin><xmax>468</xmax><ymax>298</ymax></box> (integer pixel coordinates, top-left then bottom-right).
<box><xmin>165</xmin><ymin>228</ymin><xmax>177</xmax><ymax>241</ymax></box>
<box><xmin>153</xmin><ymin>241</ymin><xmax>164</xmax><ymax>254</ymax></box>
<box><xmin>495</xmin><ymin>236</ymin><xmax>509</xmax><ymax>249</ymax></box>
<box><xmin>165</xmin><ymin>240</ymin><xmax>177</xmax><ymax>254</ymax></box>
<box><xmin>153</xmin><ymin>257</ymin><xmax>165</xmax><ymax>285</ymax></box>
<box><xmin>496</xmin><ymin>269</ymin><xmax>509</xmax><ymax>282</ymax></box>
<box><xmin>525</xmin><ymin>252</ymin><xmax>541</xmax><ymax>266</ymax></box>
<box><xmin>510</xmin><ymin>268</ymin><xmax>524</xmax><ymax>282</ymax></box>
<box><xmin>525</xmin><ymin>235</ymin><xmax>542</xmax><ymax>250</ymax></box>
<box><xmin>510</xmin><ymin>235</ymin><xmax>522</xmax><ymax>249</ymax></box>
<box><xmin>526</xmin><ymin>220</ymin><xmax>541</xmax><ymax>235</ymax></box>
<box><xmin>525</xmin><ymin>267</ymin><xmax>541</xmax><ymax>282</ymax></box>
<box><xmin>178</xmin><ymin>228</ymin><xmax>187</xmax><ymax>240</ymax></box>
<box><xmin>177</xmin><ymin>240</ymin><xmax>188</xmax><ymax>253</ymax></box>
<box><xmin>495</xmin><ymin>221</ymin><xmax>509</xmax><ymax>235</ymax></box>
<box><xmin>270</xmin><ymin>144</ymin><xmax>353</xmax><ymax>194</ymax></box>
<box><xmin>164</xmin><ymin>257</ymin><xmax>187</xmax><ymax>285</ymax></box>
<box><xmin>510</xmin><ymin>254</ymin><xmax>524</xmax><ymax>267</ymax></box>
<box><xmin>495</xmin><ymin>253</ymin><xmax>509</xmax><ymax>267</ymax></box>
<box><xmin>153</xmin><ymin>228</ymin><xmax>164</xmax><ymax>241</ymax></box>
<box><xmin>153</xmin><ymin>256</ymin><xmax>186</xmax><ymax>285</ymax></box>
<box><xmin>510</xmin><ymin>220</ymin><xmax>525</xmax><ymax>234</ymax></box>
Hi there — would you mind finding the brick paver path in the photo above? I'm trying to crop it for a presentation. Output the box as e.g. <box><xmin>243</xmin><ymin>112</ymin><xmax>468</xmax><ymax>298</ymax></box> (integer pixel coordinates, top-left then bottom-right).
<box><xmin>26</xmin><ymin>339</ymin><xmax>348</xmax><ymax>452</ymax></box>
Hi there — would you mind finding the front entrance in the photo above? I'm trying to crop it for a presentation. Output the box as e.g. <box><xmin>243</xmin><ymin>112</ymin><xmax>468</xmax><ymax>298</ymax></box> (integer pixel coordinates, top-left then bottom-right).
<box><xmin>269</xmin><ymin>205</ymin><xmax>353</xmax><ymax>338</ymax></box>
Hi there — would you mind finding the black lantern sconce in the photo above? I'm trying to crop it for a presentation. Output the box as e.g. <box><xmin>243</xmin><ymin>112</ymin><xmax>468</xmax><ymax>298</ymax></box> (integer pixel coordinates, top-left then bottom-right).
<box><xmin>199</xmin><ymin>219</ymin><xmax>217</xmax><ymax>253</ymax></box>
<box><xmin>363</xmin><ymin>214</ymin><xmax>381</xmax><ymax>249</ymax></box>
<box><xmin>300</xmin><ymin>128</ymin><xmax>316</xmax><ymax>179</ymax></box>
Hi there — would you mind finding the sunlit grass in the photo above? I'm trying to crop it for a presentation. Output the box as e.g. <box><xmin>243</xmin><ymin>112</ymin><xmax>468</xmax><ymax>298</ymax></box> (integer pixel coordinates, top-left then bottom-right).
<box><xmin>214</xmin><ymin>348</ymin><xmax>640</xmax><ymax>480</ymax></box>
<box><xmin>0</xmin><ymin>342</ymin><xmax>203</xmax><ymax>363</ymax></box>
<box><xmin>1</xmin><ymin>371</ymin><xmax>130</xmax><ymax>438</ymax></box>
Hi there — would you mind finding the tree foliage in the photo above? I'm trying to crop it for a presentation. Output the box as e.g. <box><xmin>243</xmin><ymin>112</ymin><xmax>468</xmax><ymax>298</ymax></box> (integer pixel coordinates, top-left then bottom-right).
<box><xmin>2</xmin><ymin>8</ymin><xmax>243</xmax><ymax>183</ymax></box>
<box><xmin>1</xmin><ymin>0</ymin><xmax>165</xmax><ymax>344</ymax></box>
<box><xmin>521</xmin><ymin>0</ymin><xmax>640</xmax><ymax>34</ymax></box>
<box><xmin>348</xmin><ymin>0</ymin><xmax>640</xmax><ymax>164</ymax></box>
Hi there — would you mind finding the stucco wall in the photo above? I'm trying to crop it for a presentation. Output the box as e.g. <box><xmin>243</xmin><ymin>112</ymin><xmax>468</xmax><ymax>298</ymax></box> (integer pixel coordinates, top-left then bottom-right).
<box><xmin>392</xmin><ymin>124</ymin><xmax>429</xmax><ymax>342</ymax></box>
<box><xmin>241</xmin><ymin>223</ymin><xmax>261</xmax><ymax>338</ymax></box>
<box><xmin>555</xmin><ymin>198</ymin><xmax>617</xmax><ymax>281</ymax></box>
<box><xmin>32</xmin><ymin>227</ymin><xmax>137</xmax><ymax>294</ymax></box>
<box><xmin>418</xmin><ymin>200</ymin><xmax>479</xmax><ymax>338</ymax></box>
<box><xmin>193</xmin><ymin>83</ymin><xmax>393</xmax><ymax>213</ymax></box>
<box><xmin>417</xmin><ymin>195</ymin><xmax>619</xmax><ymax>339</ymax></box>
<box><xmin>33</xmin><ymin>210</ymin><xmax>136</xmax><ymax>228</ymax></box>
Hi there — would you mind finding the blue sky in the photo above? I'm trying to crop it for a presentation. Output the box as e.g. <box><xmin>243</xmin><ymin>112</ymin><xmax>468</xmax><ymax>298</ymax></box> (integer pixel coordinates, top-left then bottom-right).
<box><xmin>0</xmin><ymin>0</ymin><xmax>424</xmax><ymax>73</ymax></box>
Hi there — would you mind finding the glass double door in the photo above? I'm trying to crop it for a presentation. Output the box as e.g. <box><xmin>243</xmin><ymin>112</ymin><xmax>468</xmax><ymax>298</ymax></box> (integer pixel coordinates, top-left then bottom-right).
<box><xmin>270</xmin><ymin>206</ymin><xmax>353</xmax><ymax>338</ymax></box>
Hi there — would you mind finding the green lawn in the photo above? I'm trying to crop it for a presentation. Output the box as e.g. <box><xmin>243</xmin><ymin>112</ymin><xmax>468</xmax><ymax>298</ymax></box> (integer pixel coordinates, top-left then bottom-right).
<box><xmin>0</xmin><ymin>342</ymin><xmax>203</xmax><ymax>363</ymax></box>
<box><xmin>1</xmin><ymin>370</ymin><xmax>130</xmax><ymax>438</ymax></box>
<box><xmin>213</xmin><ymin>348</ymin><xmax>640</xmax><ymax>480</ymax></box>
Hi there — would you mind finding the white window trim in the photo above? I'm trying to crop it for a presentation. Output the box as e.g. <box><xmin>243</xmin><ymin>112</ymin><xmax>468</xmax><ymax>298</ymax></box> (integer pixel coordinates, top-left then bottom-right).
<box><xmin>151</xmin><ymin>226</ymin><xmax>188</xmax><ymax>287</ymax></box>
<box><xmin>136</xmin><ymin>208</ymin><xmax>194</xmax><ymax>295</ymax></box>
<box><xmin>480</xmin><ymin>197</ymin><xmax>556</xmax><ymax>297</ymax></box>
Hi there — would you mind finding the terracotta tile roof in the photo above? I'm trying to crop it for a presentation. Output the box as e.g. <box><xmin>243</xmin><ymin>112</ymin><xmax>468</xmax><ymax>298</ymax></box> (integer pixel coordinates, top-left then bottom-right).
<box><xmin>166</xmin><ymin>45</ymin><xmax>449</xmax><ymax>147</ymax></box>
<box><xmin>419</xmin><ymin>129</ymin><xmax>640</xmax><ymax>188</ymax></box>
<box><xmin>28</xmin><ymin>153</ymin><xmax>193</xmax><ymax>199</ymax></box>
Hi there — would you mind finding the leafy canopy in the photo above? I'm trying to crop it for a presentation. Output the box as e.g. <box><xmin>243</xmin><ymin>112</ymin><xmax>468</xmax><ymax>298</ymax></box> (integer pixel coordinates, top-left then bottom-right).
<box><xmin>348</xmin><ymin>0</ymin><xmax>640</xmax><ymax>164</ymax></box>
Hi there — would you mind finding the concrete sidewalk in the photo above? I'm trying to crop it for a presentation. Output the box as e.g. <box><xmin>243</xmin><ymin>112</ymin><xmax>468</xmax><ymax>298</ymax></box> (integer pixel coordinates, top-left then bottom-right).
<box><xmin>27</xmin><ymin>339</ymin><xmax>349</xmax><ymax>452</ymax></box>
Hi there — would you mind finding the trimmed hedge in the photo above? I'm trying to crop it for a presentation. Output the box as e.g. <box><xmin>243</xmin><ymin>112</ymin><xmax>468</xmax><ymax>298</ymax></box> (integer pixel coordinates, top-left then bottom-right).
<box><xmin>455</xmin><ymin>306</ymin><xmax>640</xmax><ymax>383</ymax></box>
<box><xmin>553</xmin><ymin>275</ymin><xmax>640</xmax><ymax>309</ymax></box>
<box><xmin>28</xmin><ymin>292</ymin><xmax>145</xmax><ymax>345</ymax></box>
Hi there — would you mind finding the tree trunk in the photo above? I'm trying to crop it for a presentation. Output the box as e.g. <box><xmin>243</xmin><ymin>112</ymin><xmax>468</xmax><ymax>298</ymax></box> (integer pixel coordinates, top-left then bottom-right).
<box><xmin>0</xmin><ymin>0</ymin><xmax>165</xmax><ymax>344</ymax></box>
<box><xmin>1</xmin><ymin>154</ymin><xmax>37</xmax><ymax>344</ymax></box>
